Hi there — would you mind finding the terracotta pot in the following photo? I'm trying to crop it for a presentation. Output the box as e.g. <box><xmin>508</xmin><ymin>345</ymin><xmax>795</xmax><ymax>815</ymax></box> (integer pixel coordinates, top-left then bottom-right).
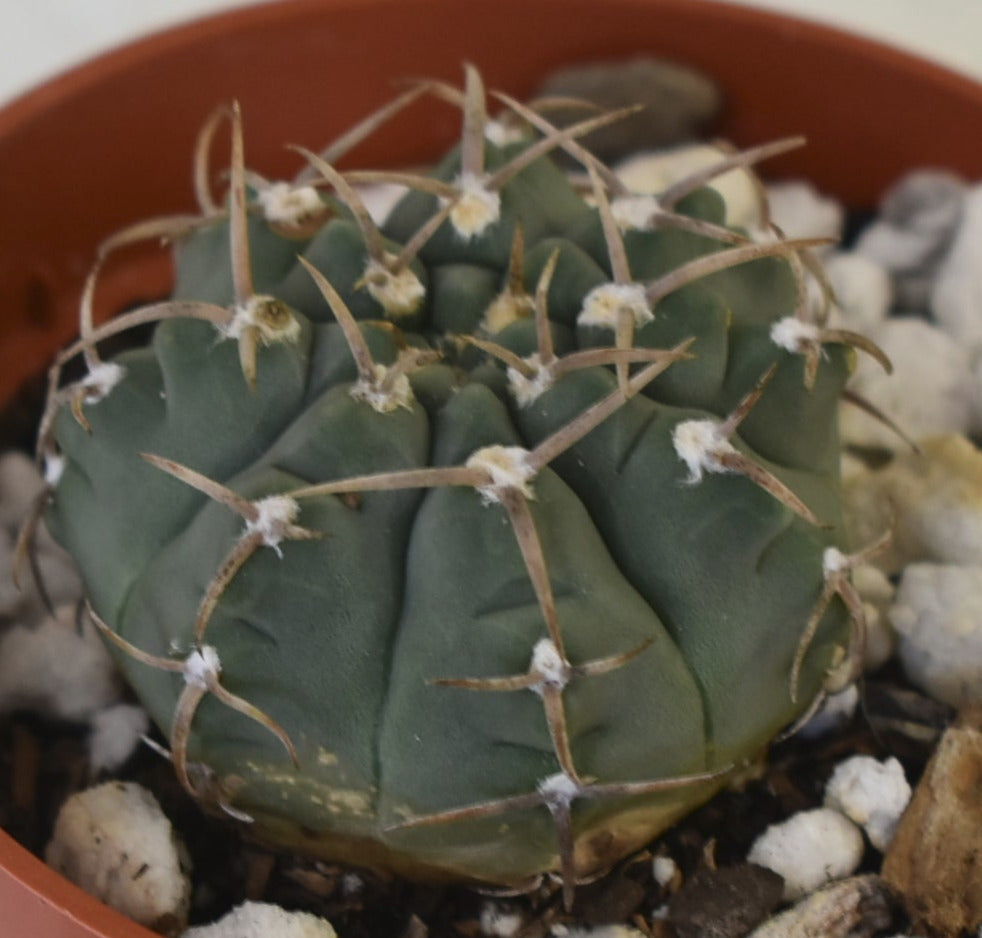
<box><xmin>1</xmin><ymin>0</ymin><xmax>981</xmax><ymax>934</ymax></box>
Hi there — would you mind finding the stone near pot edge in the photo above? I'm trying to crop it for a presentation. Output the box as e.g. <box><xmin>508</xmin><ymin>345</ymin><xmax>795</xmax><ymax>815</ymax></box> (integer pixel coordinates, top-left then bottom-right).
<box><xmin>766</xmin><ymin>180</ymin><xmax>844</xmax><ymax>250</ymax></box>
<box><xmin>535</xmin><ymin>57</ymin><xmax>722</xmax><ymax>163</ymax></box>
<box><xmin>45</xmin><ymin>781</ymin><xmax>192</xmax><ymax>934</ymax></box>
<box><xmin>840</xmin><ymin>318</ymin><xmax>973</xmax><ymax>452</ymax></box>
<box><xmin>0</xmin><ymin>604</ymin><xmax>123</xmax><ymax>721</ymax></box>
<box><xmin>883</xmin><ymin>710</ymin><xmax>982</xmax><ymax>937</ymax></box>
<box><xmin>855</xmin><ymin>170</ymin><xmax>966</xmax><ymax>313</ymax></box>
<box><xmin>823</xmin><ymin>252</ymin><xmax>893</xmax><ymax>334</ymax></box>
<box><xmin>843</xmin><ymin>434</ymin><xmax>982</xmax><ymax>574</ymax></box>
<box><xmin>889</xmin><ymin>562</ymin><xmax>982</xmax><ymax>708</ymax></box>
<box><xmin>615</xmin><ymin>145</ymin><xmax>760</xmax><ymax>228</ymax></box>
<box><xmin>183</xmin><ymin>901</ymin><xmax>336</xmax><ymax>938</ymax></box>
<box><xmin>930</xmin><ymin>184</ymin><xmax>982</xmax><ymax>353</ymax></box>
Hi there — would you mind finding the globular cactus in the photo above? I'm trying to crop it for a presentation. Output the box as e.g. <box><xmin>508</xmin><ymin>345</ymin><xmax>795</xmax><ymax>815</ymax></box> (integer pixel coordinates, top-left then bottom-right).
<box><xmin>34</xmin><ymin>67</ymin><xmax>890</xmax><ymax>903</ymax></box>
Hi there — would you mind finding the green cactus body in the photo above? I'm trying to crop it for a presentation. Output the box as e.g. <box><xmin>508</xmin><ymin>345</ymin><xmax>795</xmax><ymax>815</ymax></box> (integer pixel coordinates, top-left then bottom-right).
<box><xmin>41</xmin><ymin>72</ymin><xmax>873</xmax><ymax>896</ymax></box>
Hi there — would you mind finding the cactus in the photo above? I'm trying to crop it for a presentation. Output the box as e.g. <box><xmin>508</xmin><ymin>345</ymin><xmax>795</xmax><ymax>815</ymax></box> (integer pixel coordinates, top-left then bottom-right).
<box><xmin>34</xmin><ymin>67</ymin><xmax>889</xmax><ymax>903</ymax></box>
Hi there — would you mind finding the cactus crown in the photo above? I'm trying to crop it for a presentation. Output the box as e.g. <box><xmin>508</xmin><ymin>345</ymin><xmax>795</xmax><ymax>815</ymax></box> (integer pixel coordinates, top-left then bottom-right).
<box><xmin>36</xmin><ymin>67</ymin><xmax>889</xmax><ymax>906</ymax></box>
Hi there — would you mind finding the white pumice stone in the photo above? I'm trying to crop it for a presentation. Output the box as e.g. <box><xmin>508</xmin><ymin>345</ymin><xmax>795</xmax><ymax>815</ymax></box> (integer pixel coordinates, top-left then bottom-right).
<box><xmin>652</xmin><ymin>854</ymin><xmax>680</xmax><ymax>888</ymax></box>
<box><xmin>562</xmin><ymin>927</ymin><xmax>647</xmax><ymax>938</ymax></box>
<box><xmin>843</xmin><ymin>435</ymin><xmax>982</xmax><ymax>574</ymax></box>
<box><xmin>797</xmin><ymin>685</ymin><xmax>859</xmax><ymax>740</ymax></box>
<box><xmin>852</xmin><ymin>564</ymin><xmax>897</xmax><ymax>671</ymax></box>
<box><xmin>183</xmin><ymin>901</ymin><xmax>336</xmax><ymax>938</ymax></box>
<box><xmin>355</xmin><ymin>181</ymin><xmax>410</xmax><ymax>226</ymax></box>
<box><xmin>931</xmin><ymin>185</ymin><xmax>982</xmax><ymax>351</ymax></box>
<box><xmin>824</xmin><ymin>252</ymin><xmax>893</xmax><ymax>333</ymax></box>
<box><xmin>480</xmin><ymin>902</ymin><xmax>524</xmax><ymax>937</ymax></box>
<box><xmin>0</xmin><ymin>604</ymin><xmax>122</xmax><ymax>721</ymax></box>
<box><xmin>46</xmin><ymin>782</ymin><xmax>191</xmax><ymax>931</ymax></box>
<box><xmin>615</xmin><ymin>145</ymin><xmax>760</xmax><ymax>228</ymax></box>
<box><xmin>747</xmin><ymin>807</ymin><xmax>864</xmax><ymax>901</ymax></box>
<box><xmin>823</xmin><ymin>755</ymin><xmax>911</xmax><ymax>851</ymax></box>
<box><xmin>889</xmin><ymin>562</ymin><xmax>982</xmax><ymax>708</ymax></box>
<box><xmin>840</xmin><ymin>318</ymin><xmax>973</xmax><ymax>452</ymax></box>
<box><xmin>765</xmin><ymin>180</ymin><xmax>844</xmax><ymax>250</ymax></box>
<box><xmin>88</xmin><ymin>703</ymin><xmax>150</xmax><ymax>775</ymax></box>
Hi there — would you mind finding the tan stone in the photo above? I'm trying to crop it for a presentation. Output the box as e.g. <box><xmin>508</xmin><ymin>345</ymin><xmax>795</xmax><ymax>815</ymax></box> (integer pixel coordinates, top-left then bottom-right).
<box><xmin>882</xmin><ymin>708</ymin><xmax>982</xmax><ymax>936</ymax></box>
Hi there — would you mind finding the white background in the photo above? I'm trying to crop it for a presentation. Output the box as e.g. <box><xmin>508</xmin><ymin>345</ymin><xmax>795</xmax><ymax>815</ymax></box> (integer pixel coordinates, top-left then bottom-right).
<box><xmin>1</xmin><ymin>0</ymin><xmax>981</xmax><ymax>107</ymax></box>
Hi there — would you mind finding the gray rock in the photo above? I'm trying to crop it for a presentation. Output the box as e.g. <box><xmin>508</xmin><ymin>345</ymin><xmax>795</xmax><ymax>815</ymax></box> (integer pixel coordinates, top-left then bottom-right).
<box><xmin>856</xmin><ymin>170</ymin><xmax>966</xmax><ymax>311</ymax></box>
<box><xmin>534</xmin><ymin>57</ymin><xmax>722</xmax><ymax>163</ymax></box>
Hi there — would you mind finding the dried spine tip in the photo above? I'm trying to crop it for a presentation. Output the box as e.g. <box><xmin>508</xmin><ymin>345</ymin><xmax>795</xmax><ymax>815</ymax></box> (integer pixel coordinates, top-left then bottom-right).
<box><xmin>359</xmin><ymin>256</ymin><xmax>426</xmax><ymax>317</ymax></box>
<box><xmin>771</xmin><ymin>316</ymin><xmax>821</xmax><ymax>352</ymax></box>
<box><xmin>447</xmin><ymin>172</ymin><xmax>501</xmax><ymax>239</ymax></box>
<box><xmin>672</xmin><ymin>419</ymin><xmax>737</xmax><ymax>483</ymax></box>
<box><xmin>578</xmin><ymin>283</ymin><xmax>653</xmax><ymax>330</ymax></box>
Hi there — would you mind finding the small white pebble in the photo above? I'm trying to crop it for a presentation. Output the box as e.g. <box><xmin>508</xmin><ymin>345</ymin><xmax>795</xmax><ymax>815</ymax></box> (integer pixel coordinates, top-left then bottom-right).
<box><xmin>823</xmin><ymin>756</ymin><xmax>911</xmax><ymax>851</ymax></box>
<box><xmin>355</xmin><ymin>181</ymin><xmax>409</xmax><ymax>225</ymax></box>
<box><xmin>562</xmin><ymin>927</ymin><xmax>646</xmax><ymax>938</ymax></box>
<box><xmin>0</xmin><ymin>605</ymin><xmax>122</xmax><ymax>721</ymax></box>
<box><xmin>841</xmin><ymin>318</ymin><xmax>973</xmax><ymax>451</ymax></box>
<box><xmin>852</xmin><ymin>565</ymin><xmax>897</xmax><ymax>671</ymax></box>
<box><xmin>183</xmin><ymin>901</ymin><xmax>336</xmax><ymax>938</ymax></box>
<box><xmin>844</xmin><ymin>435</ymin><xmax>982</xmax><ymax>573</ymax></box>
<box><xmin>46</xmin><ymin>782</ymin><xmax>191</xmax><ymax>931</ymax></box>
<box><xmin>615</xmin><ymin>145</ymin><xmax>760</xmax><ymax>228</ymax></box>
<box><xmin>652</xmin><ymin>854</ymin><xmax>679</xmax><ymax>888</ymax></box>
<box><xmin>766</xmin><ymin>180</ymin><xmax>844</xmax><ymax>250</ymax></box>
<box><xmin>889</xmin><ymin>562</ymin><xmax>982</xmax><ymax>707</ymax></box>
<box><xmin>479</xmin><ymin>901</ymin><xmax>524</xmax><ymax>937</ymax></box>
<box><xmin>797</xmin><ymin>685</ymin><xmax>859</xmax><ymax>739</ymax></box>
<box><xmin>823</xmin><ymin>252</ymin><xmax>893</xmax><ymax>333</ymax></box>
<box><xmin>88</xmin><ymin>703</ymin><xmax>150</xmax><ymax>775</ymax></box>
<box><xmin>931</xmin><ymin>184</ymin><xmax>982</xmax><ymax>352</ymax></box>
<box><xmin>747</xmin><ymin>807</ymin><xmax>864</xmax><ymax>901</ymax></box>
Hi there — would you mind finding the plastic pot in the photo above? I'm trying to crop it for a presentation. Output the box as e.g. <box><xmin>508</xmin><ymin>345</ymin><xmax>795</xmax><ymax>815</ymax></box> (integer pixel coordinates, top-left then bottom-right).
<box><xmin>1</xmin><ymin>1</ymin><xmax>981</xmax><ymax>934</ymax></box>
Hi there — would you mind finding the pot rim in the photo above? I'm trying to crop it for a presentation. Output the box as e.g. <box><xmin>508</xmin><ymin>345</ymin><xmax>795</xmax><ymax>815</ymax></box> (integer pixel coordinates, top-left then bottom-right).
<box><xmin>2</xmin><ymin>1</ymin><xmax>982</xmax><ymax>935</ymax></box>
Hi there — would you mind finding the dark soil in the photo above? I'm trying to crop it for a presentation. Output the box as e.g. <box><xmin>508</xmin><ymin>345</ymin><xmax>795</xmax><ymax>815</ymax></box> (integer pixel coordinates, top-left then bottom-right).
<box><xmin>0</xmin><ymin>661</ymin><xmax>949</xmax><ymax>938</ymax></box>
